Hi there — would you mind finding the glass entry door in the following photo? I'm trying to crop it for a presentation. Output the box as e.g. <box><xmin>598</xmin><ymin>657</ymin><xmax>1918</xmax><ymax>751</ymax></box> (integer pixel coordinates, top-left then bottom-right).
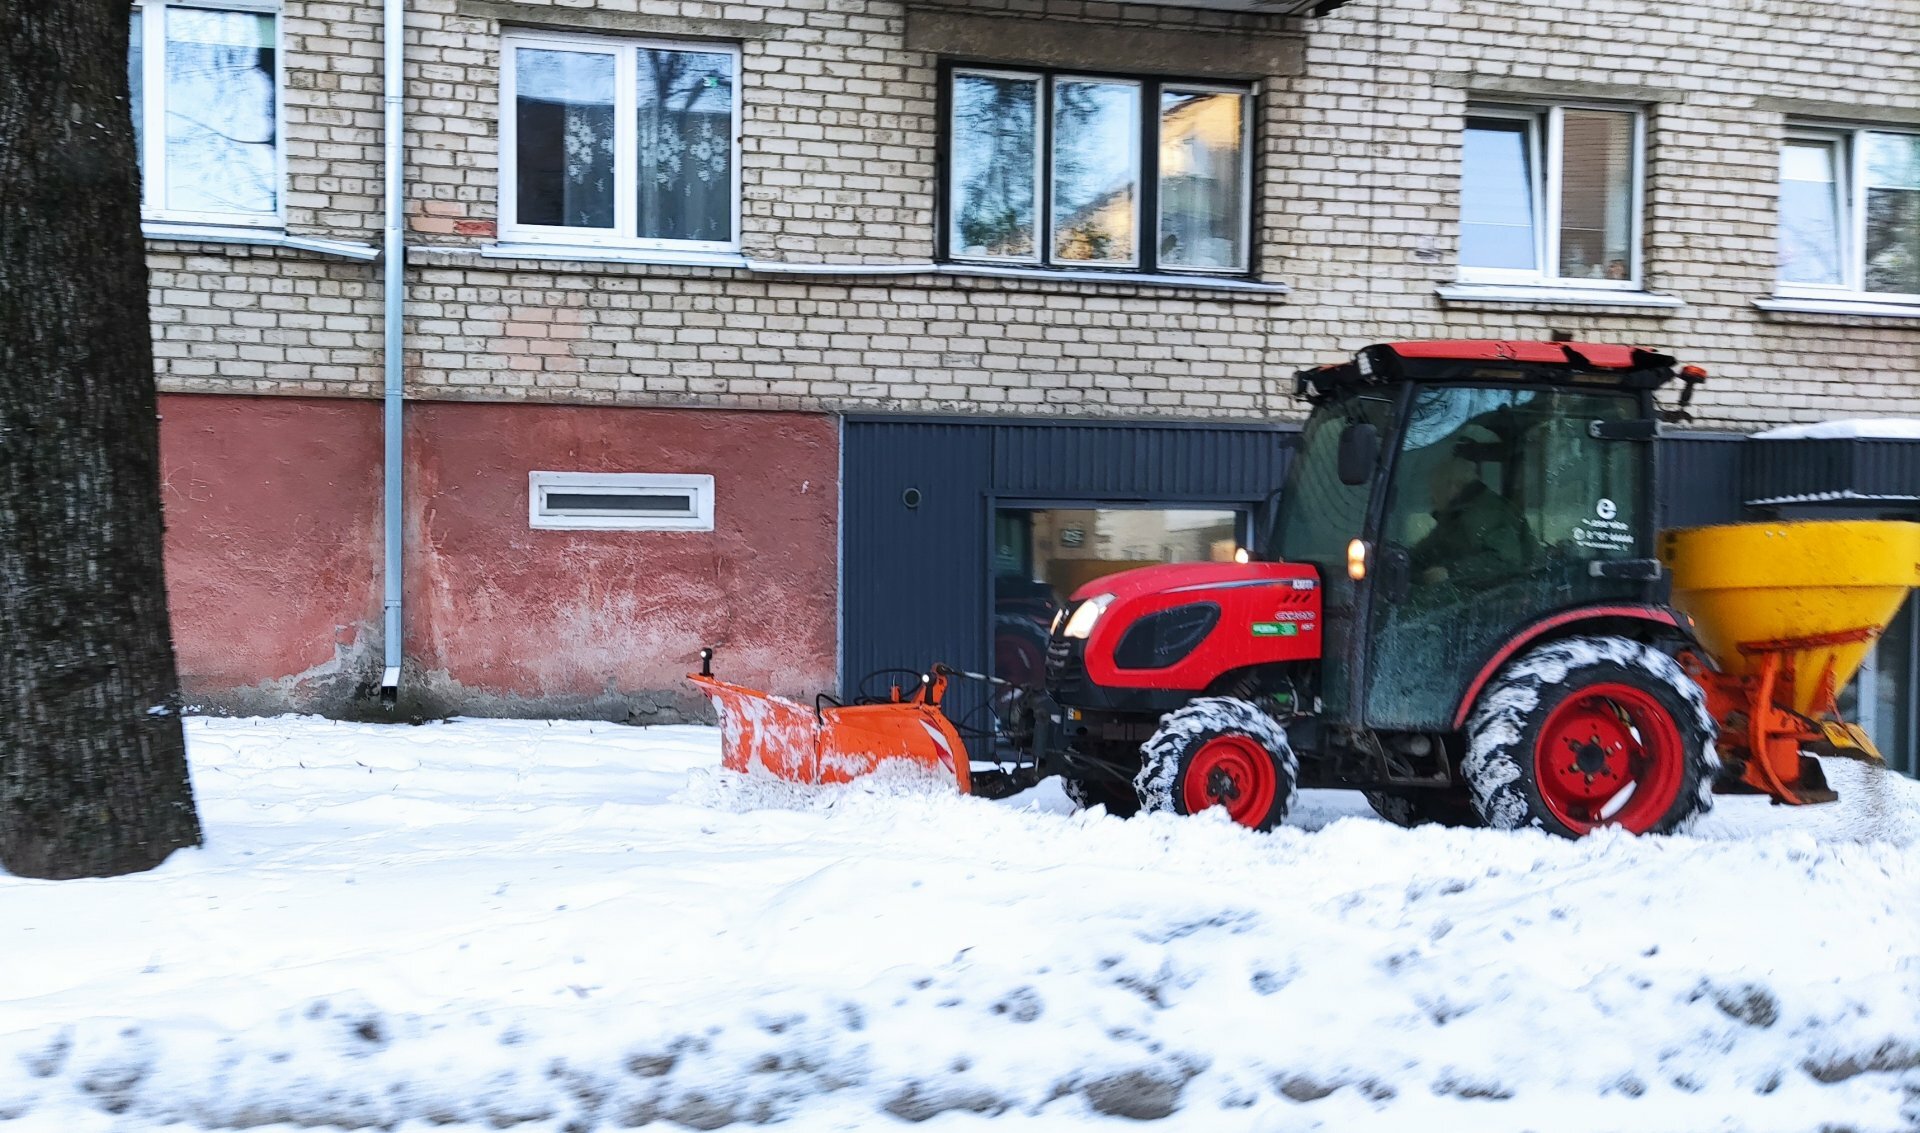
<box><xmin>993</xmin><ymin>506</ymin><xmax>1240</xmax><ymax>689</ymax></box>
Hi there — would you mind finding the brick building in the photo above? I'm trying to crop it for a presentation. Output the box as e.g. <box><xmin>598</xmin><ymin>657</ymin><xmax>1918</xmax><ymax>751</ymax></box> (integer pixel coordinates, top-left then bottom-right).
<box><xmin>139</xmin><ymin>0</ymin><xmax>1918</xmax><ymax>760</ymax></box>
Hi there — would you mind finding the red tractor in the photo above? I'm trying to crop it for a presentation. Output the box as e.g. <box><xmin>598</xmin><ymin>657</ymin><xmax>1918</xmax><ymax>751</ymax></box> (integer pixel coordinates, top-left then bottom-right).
<box><xmin>1019</xmin><ymin>340</ymin><xmax>1719</xmax><ymax>837</ymax></box>
<box><xmin>699</xmin><ymin>340</ymin><xmax>1906</xmax><ymax>837</ymax></box>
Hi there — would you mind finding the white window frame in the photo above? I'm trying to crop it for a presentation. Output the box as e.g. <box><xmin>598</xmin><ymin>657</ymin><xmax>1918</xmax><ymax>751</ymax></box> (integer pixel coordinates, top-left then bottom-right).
<box><xmin>498</xmin><ymin>31</ymin><xmax>742</xmax><ymax>255</ymax></box>
<box><xmin>132</xmin><ymin>0</ymin><xmax>286</xmax><ymax>229</ymax></box>
<box><xmin>1460</xmin><ymin>102</ymin><xmax>1645</xmax><ymax>291</ymax></box>
<box><xmin>1778</xmin><ymin>124</ymin><xmax>1920</xmax><ymax>305</ymax></box>
<box><xmin>945</xmin><ymin>66</ymin><xmax>1255</xmax><ymax>277</ymax></box>
<box><xmin>528</xmin><ymin>472</ymin><xmax>716</xmax><ymax>532</ymax></box>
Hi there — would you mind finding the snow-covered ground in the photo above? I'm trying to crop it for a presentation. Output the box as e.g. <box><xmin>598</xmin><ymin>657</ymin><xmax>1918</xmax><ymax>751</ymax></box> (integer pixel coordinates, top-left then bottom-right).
<box><xmin>3</xmin><ymin>717</ymin><xmax>1918</xmax><ymax>1133</ymax></box>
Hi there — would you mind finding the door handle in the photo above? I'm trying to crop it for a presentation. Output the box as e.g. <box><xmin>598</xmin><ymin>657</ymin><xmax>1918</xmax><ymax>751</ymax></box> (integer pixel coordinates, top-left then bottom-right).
<box><xmin>1379</xmin><ymin>544</ymin><xmax>1412</xmax><ymax>603</ymax></box>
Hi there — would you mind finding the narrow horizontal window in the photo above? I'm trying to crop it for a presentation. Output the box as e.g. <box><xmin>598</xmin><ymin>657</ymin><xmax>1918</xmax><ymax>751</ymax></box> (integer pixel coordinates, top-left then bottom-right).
<box><xmin>529</xmin><ymin>472</ymin><xmax>715</xmax><ymax>531</ymax></box>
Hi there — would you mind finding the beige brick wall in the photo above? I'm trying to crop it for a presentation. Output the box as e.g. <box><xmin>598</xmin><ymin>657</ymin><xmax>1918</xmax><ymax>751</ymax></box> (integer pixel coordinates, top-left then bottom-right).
<box><xmin>150</xmin><ymin>246</ymin><xmax>383</xmax><ymax>396</ymax></box>
<box><xmin>149</xmin><ymin>0</ymin><xmax>1920</xmax><ymax>427</ymax></box>
<box><xmin>1274</xmin><ymin>0</ymin><xmax>1920</xmax><ymax>426</ymax></box>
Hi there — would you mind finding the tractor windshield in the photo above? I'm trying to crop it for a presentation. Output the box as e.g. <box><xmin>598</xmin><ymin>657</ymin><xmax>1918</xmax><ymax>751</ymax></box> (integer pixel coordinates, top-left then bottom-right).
<box><xmin>1268</xmin><ymin>391</ymin><xmax>1396</xmax><ymax>587</ymax></box>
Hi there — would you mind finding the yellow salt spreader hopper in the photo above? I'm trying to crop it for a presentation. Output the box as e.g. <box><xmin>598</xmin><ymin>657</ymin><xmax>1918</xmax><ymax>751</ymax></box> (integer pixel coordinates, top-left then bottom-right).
<box><xmin>1660</xmin><ymin>519</ymin><xmax>1920</xmax><ymax>804</ymax></box>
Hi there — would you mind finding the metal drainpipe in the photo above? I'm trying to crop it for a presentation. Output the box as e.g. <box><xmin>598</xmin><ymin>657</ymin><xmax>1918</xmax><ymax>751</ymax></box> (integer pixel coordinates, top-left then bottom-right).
<box><xmin>379</xmin><ymin>0</ymin><xmax>405</xmax><ymax>706</ymax></box>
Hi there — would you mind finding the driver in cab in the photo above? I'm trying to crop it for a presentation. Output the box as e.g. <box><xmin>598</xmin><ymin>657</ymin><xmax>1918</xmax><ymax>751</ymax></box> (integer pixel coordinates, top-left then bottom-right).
<box><xmin>1410</xmin><ymin>457</ymin><xmax>1535</xmax><ymax>587</ymax></box>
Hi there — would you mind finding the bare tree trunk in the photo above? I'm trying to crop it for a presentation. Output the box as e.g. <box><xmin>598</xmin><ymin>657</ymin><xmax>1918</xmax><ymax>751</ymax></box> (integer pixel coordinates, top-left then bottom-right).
<box><xmin>0</xmin><ymin>0</ymin><xmax>204</xmax><ymax>878</ymax></box>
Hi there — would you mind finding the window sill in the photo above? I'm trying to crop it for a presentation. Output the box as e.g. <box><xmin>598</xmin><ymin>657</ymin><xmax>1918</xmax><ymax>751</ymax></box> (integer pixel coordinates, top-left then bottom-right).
<box><xmin>141</xmin><ymin>221</ymin><xmax>381</xmax><ymax>262</ymax></box>
<box><xmin>1753</xmin><ymin>294</ymin><xmax>1920</xmax><ymax>319</ymax></box>
<box><xmin>484</xmin><ymin>243</ymin><xmax>750</xmax><ymax>269</ymax></box>
<box><xmin>1436</xmin><ymin>282</ymin><xmax>1683</xmax><ymax>310</ymax></box>
<box><xmin>468</xmin><ymin>244</ymin><xmax>1290</xmax><ymax>293</ymax></box>
<box><xmin>932</xmin><ymin>263</ymin><xmax>1287</xmax><ymax>294</ymax></box>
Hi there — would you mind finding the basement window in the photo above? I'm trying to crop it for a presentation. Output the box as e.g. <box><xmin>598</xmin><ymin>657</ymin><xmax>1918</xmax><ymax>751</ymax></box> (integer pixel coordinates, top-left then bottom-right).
<box><xmin>528</xmin><ymin>472</ymin><xmax>715</xmax><ymax>531</ymax></box>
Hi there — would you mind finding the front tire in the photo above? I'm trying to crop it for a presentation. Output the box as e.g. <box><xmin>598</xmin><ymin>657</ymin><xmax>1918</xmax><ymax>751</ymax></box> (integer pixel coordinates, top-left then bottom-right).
<box><xmin>1463</xmin><ymin>635</ymin><xmax>1718</xmax><ymax>837</ymax></box>
<box><xmin>1136</xmin><ymin>698</ymin><xmax>1297</xmax><ymax>831</ymax></box>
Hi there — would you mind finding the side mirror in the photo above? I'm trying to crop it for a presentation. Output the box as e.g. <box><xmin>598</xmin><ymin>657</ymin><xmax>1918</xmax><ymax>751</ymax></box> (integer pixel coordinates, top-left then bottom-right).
<box><xmin>1337</xmin><ymin>422</ymin><xmax>1380</xmax><ymax>486</ymax></box>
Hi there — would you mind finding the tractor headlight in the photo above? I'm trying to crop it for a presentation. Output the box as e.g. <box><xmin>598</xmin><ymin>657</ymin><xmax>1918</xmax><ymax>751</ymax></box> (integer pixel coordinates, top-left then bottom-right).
<box><xmin>1049</xmin><ymin>607</ymin><xmax>1067</xmax><ymax>636</ymax></box>
<box><xmin>1062</xmin><ymin>593</ymin><xmax>1115</xmax><ymax>640</ymax></box>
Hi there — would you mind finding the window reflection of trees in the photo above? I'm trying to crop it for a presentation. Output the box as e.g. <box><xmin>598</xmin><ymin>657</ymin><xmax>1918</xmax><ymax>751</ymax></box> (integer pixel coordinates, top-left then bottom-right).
<box><xmin>164</xmin><ymin>11</ymin><xmax>276</xmax><ymax>216</ymax></box>
<box><xmin>1051</xmin><ymin>80</ymin><xmax>1135</xmax><ymax>264</ymax></box>
<box><xmin>952</xmin><ymin>75</ymin><xmax>1037</xmax><ymax>258</ymax></box>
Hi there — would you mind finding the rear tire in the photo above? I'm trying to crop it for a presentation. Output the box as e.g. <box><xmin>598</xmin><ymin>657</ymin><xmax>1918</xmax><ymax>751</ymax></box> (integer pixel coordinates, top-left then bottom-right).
<box><xmin>1364</xmin><ymin>789</ymin><xmax>1483</xmax><ymax>829</ymax></box>
<box><xmin>1136</xmin><ymin>698</ymin><xmax>1297</xmax><ymax>831</ymax></box>
<box><xmin>1463</xmin><ymin>635</ymin><xmax>1718</xmax><ymax>838</ymax></box>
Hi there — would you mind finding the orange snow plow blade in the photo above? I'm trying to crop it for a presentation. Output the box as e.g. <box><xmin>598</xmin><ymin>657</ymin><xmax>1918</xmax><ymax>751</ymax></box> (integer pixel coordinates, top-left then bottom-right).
<box><xmin>689</xmin><ymin>655</ymin><xmax>971</xmax><ymax>793</ymax></box>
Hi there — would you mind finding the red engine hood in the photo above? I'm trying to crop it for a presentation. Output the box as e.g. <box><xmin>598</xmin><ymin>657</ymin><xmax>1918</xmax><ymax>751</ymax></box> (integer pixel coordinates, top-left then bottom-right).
<box><xmin>1070</xmin><ymin>559</ymin><xmax>1325</xmax><ymax>692</ymax></box>
<box><xmin>1069</xmin><ymin>560</ymin><xmax>1319</xmax><ymax>603</ymax></box>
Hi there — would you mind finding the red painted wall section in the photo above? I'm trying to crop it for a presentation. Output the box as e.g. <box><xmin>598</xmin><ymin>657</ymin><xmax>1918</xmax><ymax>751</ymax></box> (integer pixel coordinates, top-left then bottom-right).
<box><xmin>158</xmin><ymin>395</ymin><xmax>382</xmax><ymax>706</ymax></box>
<box><xmin>403</xmin><ymin>403</ymin><xmax>838</xmax><ymax>715</ymax></box>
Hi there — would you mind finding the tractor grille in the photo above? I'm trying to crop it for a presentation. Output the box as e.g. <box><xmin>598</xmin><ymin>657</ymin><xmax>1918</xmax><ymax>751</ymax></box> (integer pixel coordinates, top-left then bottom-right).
<box><xmin>1046</xmin><ymin>633</ymin><xmax>1087</xmax><ymax>695</ymax></box>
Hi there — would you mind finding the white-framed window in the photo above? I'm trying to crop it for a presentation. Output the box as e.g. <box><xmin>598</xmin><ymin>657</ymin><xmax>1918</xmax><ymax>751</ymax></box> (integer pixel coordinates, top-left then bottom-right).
<box><xmin>1460</xmin><ymin>103</ymin><xmax>1645</xmax><ymax>289</ymax></box>
<box><xmin>944</xmin><ymin>66</ymin><xmax>1254</xmax><ymax>275</ymax></box>
<box><xmin>499</xmin><ymin>31</ymin><xmax>740</xmax><ymax>253</ymax></box>
<box><xmin>1779</xmin><ymin>125</ymin><xmax>1920</xmax><ymax>299</ymax></box>
<box><xmin>130</xmin><ymin>0</ymin><xmax>283</xmax><ymax>227</ymax></box>
<box><xmin>528</xmin><ymin>472</ymin><xmax>716</xmax><ymax>531</ymax></box>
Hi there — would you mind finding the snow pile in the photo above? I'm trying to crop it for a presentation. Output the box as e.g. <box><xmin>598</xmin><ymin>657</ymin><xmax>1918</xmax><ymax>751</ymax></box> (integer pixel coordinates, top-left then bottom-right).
<box><xmin>1</xmin><ymin>717</ymin><xmax>1917</xmax><ymax>1132</ymax></box>
<box><xmin>1753</xmin><ymin>418</ymin><xmax>1920</xmax><ymax>441</ymax></box>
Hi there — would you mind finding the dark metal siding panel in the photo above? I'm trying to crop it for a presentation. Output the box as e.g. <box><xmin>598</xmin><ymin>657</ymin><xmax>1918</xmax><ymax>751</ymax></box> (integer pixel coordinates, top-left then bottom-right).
<box><xmin>1744</xmin><ymin>438</ymin><xmax>1851</xmax><ymax>505</ymax></box>
<box><xmin>1743</xmin><ymin>437</ymin><xmax>1920</xmax><ymax>507</ymax></box>
<box><xmin>1852</xmin><ymin>440</ymin><xmax>1920</xmax><ymax>501</ymax></box>
<box><xmin>1658</xmin><ymin>432</ymin><xmax>1748</xmax><ymax>528</ymax></box>
<box><xmin>841</xmin><ymin>421</ymin><xmax>992</xmax><ymax>703</ymax></box>
<box><xmin>843</xmin><ymin>418</ymin><xmax>1298</xmax><ymax>737</ymax></box>
<box><xmin>991</xmin><ymin>421</ymin><xmax>1297</xmax><ymax>500</ymax></box>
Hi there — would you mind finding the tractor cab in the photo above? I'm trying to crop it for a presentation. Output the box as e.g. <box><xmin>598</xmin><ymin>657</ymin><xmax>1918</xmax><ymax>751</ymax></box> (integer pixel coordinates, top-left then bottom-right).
<box><xmin>1272</xmin><ymin>341</ymin><xmax>1684</xmax><ymax>736</ymax></box>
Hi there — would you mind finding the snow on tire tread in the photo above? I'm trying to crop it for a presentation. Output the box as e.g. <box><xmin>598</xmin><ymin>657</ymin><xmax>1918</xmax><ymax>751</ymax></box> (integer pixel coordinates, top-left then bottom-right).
<box><xmin>1135</xmin><ymin>697</ymin><xmax>1299</xmax><ymax>825</ymax></box>
<box><xmin>1463</xmin><ymin>635</ymin><xmax>1719</xmax><ymax>835</ymax></box>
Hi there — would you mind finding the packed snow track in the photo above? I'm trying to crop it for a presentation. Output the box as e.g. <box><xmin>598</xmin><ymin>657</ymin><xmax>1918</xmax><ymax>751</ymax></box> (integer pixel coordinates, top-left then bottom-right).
<box><xmin>2</xmin><ymin>717</ymin><xmax>1918</xmax><ymax>1132</ymax></box>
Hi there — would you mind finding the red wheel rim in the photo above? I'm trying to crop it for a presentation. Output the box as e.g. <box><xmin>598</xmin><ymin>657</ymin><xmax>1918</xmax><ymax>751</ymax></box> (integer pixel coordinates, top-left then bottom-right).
<box><xmin>1534</xmin><ymin>682</ymin><xmax>1685</xmax><ymax>834</ymax></box>
<box><xmin>1182</xmin><ymin>735</ymin><xmax>1278</xmax><ymax>827</ymax></box>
